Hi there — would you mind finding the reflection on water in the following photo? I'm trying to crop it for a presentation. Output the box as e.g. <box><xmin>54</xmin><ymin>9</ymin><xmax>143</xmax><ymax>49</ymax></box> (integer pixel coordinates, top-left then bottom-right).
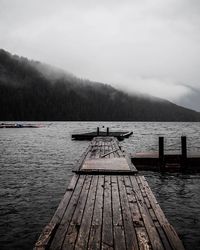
<box><xmin>0</xmin><ymin>122</ymin><xmax>200</xmax><ymax>249</ymax></box>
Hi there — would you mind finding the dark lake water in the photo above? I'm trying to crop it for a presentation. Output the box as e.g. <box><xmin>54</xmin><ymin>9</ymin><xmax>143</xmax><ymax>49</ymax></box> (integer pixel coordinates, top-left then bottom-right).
<box><xmin>0</xmin><ymin>122</ymin><xmax>200</xmax><ymax>249</ymax></box>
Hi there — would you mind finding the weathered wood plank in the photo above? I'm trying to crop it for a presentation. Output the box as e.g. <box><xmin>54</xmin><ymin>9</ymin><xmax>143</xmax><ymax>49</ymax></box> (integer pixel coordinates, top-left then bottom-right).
<box><xmin>154</xmin><ymin>221</ymin><xmax>172</xmax><ymax>250</ymax></box>
<box><xmin>34</xmin><ymin>175</ymin><xmax>79</xmax><ymax>249</ymax></box>
<box><xmin>111</xmin><ymin>176</ymin><xmax>126</xmax><ymax>250</ymax></box>
<box><xmin>109</xmin><ymin>143</ymin><xmax>115</xmax><ymax>158</ymax></box>
<box><xmin>95</xmin><ymin>140</ymin><xmax>102</xmax><ymax>159</ymax></box>
<box><xmin>138</xmin><ymin>176</ymin><xmax>168</xmax><ymax>225</ymax></box>
<box><xmin>136</xmin><ymin>227</ymin><xmax>152</xmax><ymax>250</ymax></box>
<box><xmin>138</xmin><ymin>174</ymin><xmax>173</xmax><ymax>250</ymax></box>
<box><xmin>49</xmin><ymin>175</ymin><xmax>86</xmax><ymax>250</ymax></box>
<box><xmin>130</xmin><ymin>176</ymin><xmax>164</xmax><ymax>250</ymax></box>
<box><xmin>118</xmin><ymin>176</ymin><xmax>139</xmax><ymax>250</ymax></box>
<box><xmin>124</xmin><ymin>176</ymin><xmax>151</xmax><ymax>250</ymax></box>
<box><xmin>102</xmin><ymin>175</ymin><xmax>114</xmax><ymax>250</ymax></box>
<box><xmin>88</xmin><ymin>175</ymin><xmax>104</xmax><ymax>250</ymax></box>
<box><xmin>34</xmin><ymin>223</ymin><xmax>57</xmax><ymax>250</ymax></box>
<box><xmin>75</xmin><ymin>176</ymin><xmax>98</xmax><ymax>249</ymax></box>
<box><xmin>101</xmin><ymin>149</ymin><xmax>119</xmax><ymax>158</ymax></box>
<box><xmin>81</xmin><ymin>158</ymin><xmax>130</xmax><ymax>171</ymax></box>
<box><xmin>123</xmin><ymin>176</ymin><xmax>143</xmax><ymax>228</ymax></box>
<box><xmin>162</xmin><ymin>223</ymin><xmax>185</xmax><ymax>250</ymax></box>
<box><xmin>62</xmin><ymin>175</ymin><xmax>92</xmax><ymax>249</ymax></box>
<box><xmin>76</xmin><ymin>137</ymin><xmax>137</xmax><ymax>174</ymax></box>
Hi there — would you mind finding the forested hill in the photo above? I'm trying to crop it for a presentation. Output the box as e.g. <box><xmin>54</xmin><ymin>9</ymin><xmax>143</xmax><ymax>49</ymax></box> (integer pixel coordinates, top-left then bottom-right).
<box><xmin>0</xmin><ymin>49</ymin><xmax>200</xmax><ymax>121</ymax></box>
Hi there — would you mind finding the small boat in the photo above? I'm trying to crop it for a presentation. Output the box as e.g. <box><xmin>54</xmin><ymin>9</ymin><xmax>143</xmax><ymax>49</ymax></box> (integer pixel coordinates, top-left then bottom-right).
<box><xmin>0</xmin><ymin>123</ymin><xmax>44</xmax><ymax>128</ymax></box>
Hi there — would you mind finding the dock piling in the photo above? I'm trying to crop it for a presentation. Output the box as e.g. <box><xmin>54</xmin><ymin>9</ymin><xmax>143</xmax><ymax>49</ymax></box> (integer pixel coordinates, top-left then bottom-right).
<box><xmin>97</xmin><ymin>127</ymin><xmax>100</xmax><ymax>136</ymax></box>
<box><xmin>181</xmin><ymin>136</ymin><xmax>187</xmax><ymax>168</ymax></box>
<box><xmin>159</xmin><ymin>137</ymin><xmax>164</xmax><ymax>171</ymax></box>
<box><xmin>106</xmin><ymin>127</ymin><xmax>109</xmax><ymax>136</ymax></box>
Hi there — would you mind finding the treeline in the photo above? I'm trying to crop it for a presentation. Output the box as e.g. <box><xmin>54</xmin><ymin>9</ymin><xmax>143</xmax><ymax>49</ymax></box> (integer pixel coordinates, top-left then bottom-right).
<box><xmin>0</xmin><ymin>49</ymin><xmax>200</xmax><ymax>121</ymax></box>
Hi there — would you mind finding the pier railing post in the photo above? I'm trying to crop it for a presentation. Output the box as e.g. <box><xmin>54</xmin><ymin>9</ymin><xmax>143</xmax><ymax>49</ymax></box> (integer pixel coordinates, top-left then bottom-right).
<box><xmin>107</xmin><ymin>127</ymin><xmax>109</xmax><ymax>136</ymax></box>
<box><xmin>159</xmin><ymin>137</ymin><xmax>164</xmax><ymax>171</ymax></box>
<box><xmin>97</xmin><ymin>127</ymin><xmax>99</xmax><ymax>136</ymax></box>
<box><xmin>181</xmin><ymin>136</ymin><xmax>187</xmax><ymax>169</ymax></box>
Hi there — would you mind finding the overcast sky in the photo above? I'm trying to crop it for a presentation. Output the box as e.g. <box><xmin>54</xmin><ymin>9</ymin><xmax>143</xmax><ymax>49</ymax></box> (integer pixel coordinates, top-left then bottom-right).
<box><xmin>0</xmin><ymin>0</ymin><xmax>200</xmax><ymax>109</ymax></box>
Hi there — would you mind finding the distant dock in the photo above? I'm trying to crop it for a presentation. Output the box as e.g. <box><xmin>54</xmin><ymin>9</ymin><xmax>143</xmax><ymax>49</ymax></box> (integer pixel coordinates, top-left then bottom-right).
<box><xmin>131</xmin><ymin>136</ymin><xmax>200</xmax><ymax>172</ymax></box>
<box><xmin>35</xmin><ymin>137</ymin><xmax>185</xmax><ymax>250</ymax></box>
<box><xmin>72</xmin><ymin>127</ymin><xmax>133</xmax><ymax>141</ymax></box>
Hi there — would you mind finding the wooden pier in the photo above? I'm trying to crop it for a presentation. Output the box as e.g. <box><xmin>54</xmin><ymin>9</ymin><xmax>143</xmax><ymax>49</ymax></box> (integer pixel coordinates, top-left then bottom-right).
<box><xmin>131</xmin><ymin>136</ymin><xmax>200</xmax><ymax>172</ymax></box>
<box><xmin>35</xmin><ymin>137</ymin><xmax>185</xmax><ymax>250</ymax></box>
<box><xmin>72</xmin><ymin>127</ymin><xmax>133</xmax><ymax>141</ymax></box>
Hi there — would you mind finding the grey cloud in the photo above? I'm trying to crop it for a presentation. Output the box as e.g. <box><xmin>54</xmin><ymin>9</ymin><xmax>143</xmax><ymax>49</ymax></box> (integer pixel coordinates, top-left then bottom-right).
<box><xmin>0</xmin><ymin>0</ymin><xmax>200</xmax><ymax>110</ymax></box>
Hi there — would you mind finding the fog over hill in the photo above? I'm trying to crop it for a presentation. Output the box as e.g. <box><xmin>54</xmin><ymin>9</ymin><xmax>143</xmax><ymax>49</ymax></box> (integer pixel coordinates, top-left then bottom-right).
<box><xmin>174</xmin><ymin>85</ymin><xmax>200</xmax><ymax>112</ymax></box>
<box><xmin>0</xmin><ymin>49</ymin><xmax>200</xmax><ymax>121</ymax></box>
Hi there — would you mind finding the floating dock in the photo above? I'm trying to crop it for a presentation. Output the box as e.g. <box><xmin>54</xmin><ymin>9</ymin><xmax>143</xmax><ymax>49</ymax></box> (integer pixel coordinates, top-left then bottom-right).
<box><xmin>72</xmin><ymin>127</ymin><xmax>133</xmax><ymax>141</ymax></box>
<box><xmin>131</xmin><ymin>136</ymin><xmax>200</xmax><ymax>172</ymax></box>
<box><xmin>35</xmin><ymin>137</ymin><xmax>185</xmax><ymax>250</ymax></box>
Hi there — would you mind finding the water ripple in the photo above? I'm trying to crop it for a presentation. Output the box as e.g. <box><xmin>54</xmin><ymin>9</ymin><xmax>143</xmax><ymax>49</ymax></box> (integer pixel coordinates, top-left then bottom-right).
<box><xmin>0</xmin><ymin>122</ymin><xmax>200</xmax><ymax>249</ymax></box>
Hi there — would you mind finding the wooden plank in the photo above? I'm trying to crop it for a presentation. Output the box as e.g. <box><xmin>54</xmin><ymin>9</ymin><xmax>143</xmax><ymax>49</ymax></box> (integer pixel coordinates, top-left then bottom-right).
<box><xmin>34</xmin><ymin>223</ymin><xmax>57</xmax><ymax>250</ymax></box>
<box><xmin>62</xmin><ymin>175</ymin><xmax>92</xmax><ymax>249</ymax></box>
<box><xmin>123</xmin><ymin>176</ymin><xmax>151</xmax><ymax>250</ymax></box>
<box><xmin>138</xmin><ymin>176</ymin><xmax>184</xmax><ymax>249</ymax></box>
<box><xmin>118</xmin><ymin>176</ymin><xmax>139</xmax><ymax>250</ymax></box>
<box><xmin>101</xmin><ymin>140</ymin><xmax>105</xmax><ymax>158</ymax></box>
<box><xmin>162</xmin><ymin>224</ymin><xmax>185</xmax><ymax>250</ymax></box>
<box><xmin>75</xmin><ymin>176</ymin><xmax>98</xmax><ymax>249</ymax></box>
<box><xmin>51</xmin><ymin>175</ymin><xmax>79</xmax><ymax>224</ymax></box>
<box><xmin>154</xmin><ymin>221</ymin><xmax>172</xmax><ymax>250</ymax></box>
<box><xmin>123</xmin><ymin>176</ymin><xmax>143</xmax><ymax>228</ymax></box>
<box><xmin>86</xmin><ymin>140</ymin><xmax>97</xmax><ymax>159</ymax></box>
<box><xmin>90</xmin><ymin>140</ymin><xmax>98</xmax><ymax>159</ymax></box>
<box><xmin>138</xmin><ymin>176</ymin><xmax>168</xmax><ymax>225</ymax></box>
<box><xmin>88</xmin><ymin>175</ymin><xmax>104</xmax><ymax>250</ymax></box>
<box><xmin>101</xmin><ymin>149</ymin><xmax>119</xmax><ymax>158</ymax></box>
<box><xmin>109</xmin><ymin>141</ymin><xmax>117</xmax><ymax>158</ymax></box>
<box><xmin>34</xmin><ymin>175</ymin><xmax>79</xmax><ymax>249</ymax></box>
<box><xmin>113</xmin><ymin>140</ymin><xmax>124</xmax><ymax>157</ymax></box>
<box><xmin>137</xmin><ymin>176</ymin><xmax>184</xmax><ymax>250</ymax></box>
<box><xmin>81</xmin><ymin>158</ymin><xmax>131</xmax><ymax>171</ymax></box>
<box><xmin>95</xmin><ymin>140</ymin><xmax>102</xmax><ymax>159</ymax></box>
<box><xmin>136</xmin><ymin>227</ymin><xmax>152</xmax><ymax>250</ymax></box>
<box><xmin>49</xmin><ymin>175</ymin><xmax>86</xmax><ymax>250</ymax></box>
<box><xmin>130</xmin><ymin>176</ymin><xmax>164</xmax><ymax>250</ymax></box>
<box><xmin>102</xmin><ymin>175</ymin><xmax>114</xmax><ymax>249</ymax></box>
<box><xmin>125</xmin><ymin>154</ymin><xmax>138</xmax><ymax>172</ymax></box>
<box><xmin>111</xmin><ymin>176</ymin><xmax>126</xmax><ymax>250</ymax></box>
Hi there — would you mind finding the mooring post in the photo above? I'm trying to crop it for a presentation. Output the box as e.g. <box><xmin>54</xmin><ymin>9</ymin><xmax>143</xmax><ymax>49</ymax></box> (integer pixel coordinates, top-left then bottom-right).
<box><xmin>159</xmin><ymin>137</ymin><xmax>164</xmax><ymax>171</ymax></box>
<box><xmin>181</xmin><ymin>136</ymin><xmax>187</xmax><ymax>169</ymax></box>
<box><xmin>107</xmin><ymin>127</ymin><xmax>109</xmax><ymax>136</ymax></box>
<box><xmin>97</xmin><ymin>127</ymin><xmax>99</xmax><ymax>136</ymax></box>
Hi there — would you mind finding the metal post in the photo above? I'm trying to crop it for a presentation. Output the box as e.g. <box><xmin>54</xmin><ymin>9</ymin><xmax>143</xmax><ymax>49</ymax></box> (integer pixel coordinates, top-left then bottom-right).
<box><xmin>159</xmin><ymin>137</ymin><xmax>164</xmax><ymax>171</ymax></box>
<box><xmin>106</xmin><ymin>127</ymin><xmax>109</xmax><ymax>136</ymax></box>
<box><xmin>97</xmin><ymin>127</ymin><xmax>99</xmax><ymax>136</ymax></box>
<box><xmin>181</xmin><ymin>136</ymin><xmax>187</xmax><ymax>169</ymax></box>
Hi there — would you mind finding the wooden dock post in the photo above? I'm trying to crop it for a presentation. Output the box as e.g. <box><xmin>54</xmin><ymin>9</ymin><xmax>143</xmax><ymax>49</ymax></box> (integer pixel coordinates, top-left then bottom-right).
<box><xmin>181</xmin><ymin>136</ymin><xmax>187</xmax><ymax>169</ymax></box>
<box><xmin>106</xmin><ymin>127</ymin><xmax>109</xmax><ymax>136</ymax></box>
<box><xmin>97</xmin><ymin>127</ymin><xmax>99</xmax><ymax>136</ymax></box>
<box><xmin>159</xmin><ymin>136</ymin><xmax>164</xmax><ymax>171</ymax></box>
